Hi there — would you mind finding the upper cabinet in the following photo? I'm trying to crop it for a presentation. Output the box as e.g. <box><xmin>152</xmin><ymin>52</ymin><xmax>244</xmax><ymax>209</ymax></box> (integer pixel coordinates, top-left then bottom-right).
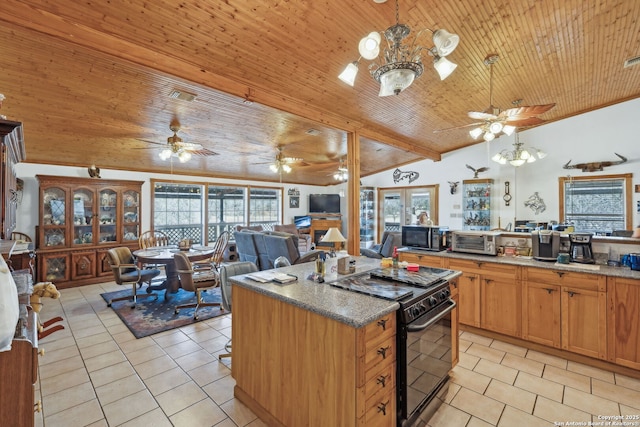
<box><xmin>36</xmin><ymin>175</ymin><xmax>143</xmax><ymax>287</ymax></box>
<box><xmin>462</xmin><ymin>179</ymin><xmax>493</xmax><ymax>231</ymax></box>
<box><xmin>0</xmin><ymin>119</ymin><xmax>26</xmax><ymax>239</ymax></box>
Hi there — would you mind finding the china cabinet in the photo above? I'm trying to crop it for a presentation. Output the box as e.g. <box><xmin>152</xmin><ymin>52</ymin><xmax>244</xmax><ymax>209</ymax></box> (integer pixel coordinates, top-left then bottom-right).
<box><xmin>462</xmin><ymin>179</ymin><xmax>493</xmax><ymax>231</ymax></box>
<box><xmin>36</xmin><ymin>175</ymin><xmax>143</xmax><ymax>288</ymax></box>
<box><xmin>359</xmin><ymin>186</ymin><xmax>375</xmax><ymax>249</ymax></box>
<box><xmin>0</xmin><ymin>119</ymin><xmax>26</xmax><ymax>239</ymax></box>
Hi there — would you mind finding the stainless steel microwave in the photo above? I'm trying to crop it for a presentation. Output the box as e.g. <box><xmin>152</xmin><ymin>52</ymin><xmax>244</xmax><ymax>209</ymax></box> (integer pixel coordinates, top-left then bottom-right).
<box><xmin>451</xmin><ymin>231</ymin><xmax>501</xmax><ymax>255</ymax></box>
<box><xmin>401</xmin><ymin>226</ymin><xmax>446</xmax><ymax>251</ymax></box>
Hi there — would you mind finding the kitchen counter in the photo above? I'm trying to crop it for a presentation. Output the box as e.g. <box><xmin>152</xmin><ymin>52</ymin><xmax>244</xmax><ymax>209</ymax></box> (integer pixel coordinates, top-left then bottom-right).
<box><xmin>230</xmin><ymin>256</ymin><xmax>398</xmax><ymax>328</ymax></box>
<box><xmin>399</xmin><ymin>248</ymin><xmax>640</xmax><ymax>280</ymax></box>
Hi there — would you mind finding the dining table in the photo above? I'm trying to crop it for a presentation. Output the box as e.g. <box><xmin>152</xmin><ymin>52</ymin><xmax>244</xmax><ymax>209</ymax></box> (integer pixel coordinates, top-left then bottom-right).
<box><xmin>133</xmin><ymin>245</ymin><xmax>215</xmax><ymax>300</ymax></box>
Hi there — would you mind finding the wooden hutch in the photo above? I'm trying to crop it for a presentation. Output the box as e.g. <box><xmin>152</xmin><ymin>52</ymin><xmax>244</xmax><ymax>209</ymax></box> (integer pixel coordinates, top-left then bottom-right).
<box><xmin>0</xmin><ymin>119</ymin><xmax>26</xmax><ymax>239</ymax></box>
<box><xmin>36</xmin><ymin>175</ymin><xmax>144</xmax><ymax>288</ymax></box>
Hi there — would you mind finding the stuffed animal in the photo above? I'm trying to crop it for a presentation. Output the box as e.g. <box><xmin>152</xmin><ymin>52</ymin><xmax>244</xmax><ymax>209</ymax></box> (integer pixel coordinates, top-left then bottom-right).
<box><xmin>30</xmin><ymin>282</ymin><xmax>65</xmax><ymax>339</ymax></box>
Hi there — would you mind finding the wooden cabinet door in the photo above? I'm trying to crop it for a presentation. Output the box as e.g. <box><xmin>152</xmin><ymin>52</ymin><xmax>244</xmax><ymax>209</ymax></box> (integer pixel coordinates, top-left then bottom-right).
<box><xmin>522</xmin><ymin>282</ymin><xmax>561</xmax><ymax>347</ymax></box>
<box><xmin>39</xmin><ymin>252</ymin><xmax>70</xmax><ymax>282</ymax></box>
<box><xmin>71</xmin><ymin>251</ymin><xmax>96</xmax><ymax>280</ymax></box>
<box><xmin>457</xmin><ymin>272</ymin><xmax>480</xmax><ymax>327</ymax></box>
<box><xmin>561</xmin><ymin>286</ymin><xmax>607</xmax><ymax>359</ymax></box>
<box><xmin>481</xmin><ymin>275</ymin><xmax>522</xmax><ymax>337</ymax></box>
<box><xmin>608</xmin><ymin>277</ymin><xmax>640</xmax><ymax>369</ymax></box>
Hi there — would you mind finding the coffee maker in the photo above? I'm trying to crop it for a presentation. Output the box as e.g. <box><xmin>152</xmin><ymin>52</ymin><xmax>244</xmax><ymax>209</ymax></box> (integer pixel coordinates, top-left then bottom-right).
<box><xmin>569</xmin><ymin>233</ymin><xmax>595</xmax><ymax>264</ymax></box>
<box><xmin>532</xmin><ymin>230</ymin><xmax>560</xmax><ymax>261</ymax></box>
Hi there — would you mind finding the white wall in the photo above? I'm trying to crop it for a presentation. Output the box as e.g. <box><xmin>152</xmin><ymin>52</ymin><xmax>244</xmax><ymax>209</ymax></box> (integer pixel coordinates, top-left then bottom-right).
<box><xmin>362</xmin><ymin>98</ymin><xmax>640</xmax><ymax>231</ymax></box>
<box><xmin>14</xmin><ymin>164</ymin><xmax>331</xmax><ymax>238</ymax></box>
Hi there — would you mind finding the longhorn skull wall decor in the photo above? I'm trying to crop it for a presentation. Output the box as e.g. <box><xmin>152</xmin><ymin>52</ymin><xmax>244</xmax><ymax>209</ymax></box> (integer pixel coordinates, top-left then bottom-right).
<box><xmin>448</xmin><ymin>181</ymin><xmax>459</xmax><ymax>194</ymax></box>
<box><xmin>563</xmin><ymin>153</ymin><xmax>627</xmax><ymax>172</ymax></box>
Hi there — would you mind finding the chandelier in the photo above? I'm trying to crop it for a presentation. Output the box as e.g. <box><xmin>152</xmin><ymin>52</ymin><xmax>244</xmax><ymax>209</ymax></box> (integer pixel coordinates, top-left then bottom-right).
<box><xmin>492</xmin><ymin>133</ymin><xmax>546</xmax><ymax>167</ymax></box>
<box><xmin>333</xmin><ymin>159</ymin><xmax>348</xmax><ymax>181</ymax></box>
<box><xmin>338</xmin><ymin>0</ymin><xmax>460</xmax><ymax>96</ymax></box>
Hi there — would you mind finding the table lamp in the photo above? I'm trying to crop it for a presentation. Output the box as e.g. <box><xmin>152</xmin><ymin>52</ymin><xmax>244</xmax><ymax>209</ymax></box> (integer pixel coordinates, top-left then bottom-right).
<box><xmin>320</xmin><ymin>227</ymin><xmax>346</xmax><ymax>257</ymax></box>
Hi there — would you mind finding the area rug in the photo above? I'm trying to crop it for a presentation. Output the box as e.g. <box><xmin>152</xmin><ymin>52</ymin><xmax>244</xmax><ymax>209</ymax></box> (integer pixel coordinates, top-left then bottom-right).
<box><xmin>100</xmin><ymin>287</ymin><xmax>226</xmax><ymax>338</ymax></box>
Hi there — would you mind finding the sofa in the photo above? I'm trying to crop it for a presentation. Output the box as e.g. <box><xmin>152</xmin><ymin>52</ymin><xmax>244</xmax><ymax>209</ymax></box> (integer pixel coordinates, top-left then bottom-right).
<box><xmin>273</xmin><ymin>223</ymin><xmax>313</xmax><ymax>253</ymax></box>
<box><xmin>360</xmin><ymin>231</ymin><xmax>402</xmax><ymax>259</ymax></box>
<box><xmin>234</xmin><ymin>229</ymin><xmax>322</xmax><ymax>270</ymax></box>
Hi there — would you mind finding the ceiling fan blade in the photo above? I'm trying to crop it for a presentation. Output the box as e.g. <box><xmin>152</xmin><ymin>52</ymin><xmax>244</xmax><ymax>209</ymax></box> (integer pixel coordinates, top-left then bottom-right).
<box><xmin>188</xmin><ymin>147</ymin><xmax>219</xmax><ymax>156</ymax></box>
<box><xmin>500</xmin><ymin>103</ymin><xmax>556</xmax><ymax>119</ymax></box>
<box><xmin>468</xmin><ymin>111</ymin><xmax>498</xmax><ymax>121</ymax></box>
<box><xmin>433</xmin><ymin>122</ymin><xmax>483</xmax><ymax>133</ymax></box>
<box><xmin>504</xmin><ymin>117</ymin><xmax>546</xmax><ymax>127</ymax></box>
<box><xmin>136</xmin><ymin>138</ymin><xmax>165</xmax><ymax>147</ymax></box>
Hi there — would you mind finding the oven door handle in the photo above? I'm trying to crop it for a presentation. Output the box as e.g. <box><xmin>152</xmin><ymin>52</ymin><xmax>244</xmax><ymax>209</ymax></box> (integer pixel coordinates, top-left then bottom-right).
<box><xmin>406</xmin><ymin>299</ymin><xmax>456</xmax><ymax>332</ymax></box>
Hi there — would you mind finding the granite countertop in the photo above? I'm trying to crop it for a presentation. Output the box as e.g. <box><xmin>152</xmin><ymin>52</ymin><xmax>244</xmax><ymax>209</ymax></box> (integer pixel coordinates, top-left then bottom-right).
<box><xmin>400</xmin><ymin>248</ymin><xmax>640</xmax><ymax>280</ymax></box>
<box><xmin>230</xmin><ymin>256</ymin><xmax>401</xmax><ymax>328</ymax></box>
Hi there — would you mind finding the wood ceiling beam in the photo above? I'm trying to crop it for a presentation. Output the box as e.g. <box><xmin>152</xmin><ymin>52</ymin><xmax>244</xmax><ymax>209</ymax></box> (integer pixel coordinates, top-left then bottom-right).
<box><xmin>358</xmin><ymin>128</ymin><xmax>441</xmax><ymax>161</ymax></box>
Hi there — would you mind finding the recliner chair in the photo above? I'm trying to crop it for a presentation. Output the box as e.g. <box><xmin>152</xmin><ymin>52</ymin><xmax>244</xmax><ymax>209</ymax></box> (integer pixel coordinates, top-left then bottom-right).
<box><xmin>360</xmin><ymin>231</ymin><xmax>402</xmax><ymax>259</ymax></box>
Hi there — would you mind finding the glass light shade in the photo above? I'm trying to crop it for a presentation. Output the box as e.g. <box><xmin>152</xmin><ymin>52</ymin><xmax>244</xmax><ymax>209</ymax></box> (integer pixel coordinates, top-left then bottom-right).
<box><xmin>358</xmin><ymin>32</ymin><xmax>381</xmax><ymax>60</ymax></box>
<box><xmin>269</xmin><ymin>164</ymin><xmax>278</xmax><ymax>173</ymax></box>
<box><xmin>527</xmin><ymin>156</ymin><xmax>536</xmax><ymax>163</ymax></box>
<box><xmin>510</xmin><ymin>159</ymin><xmax>526</xmax><ymax>167</ymax></box>
<box><xmin>484</xmin><ymin>132</ymin><xmax>495</xmax><ymax>142</ymax></box>
<box><xmin>320</xmin><ymin>227</ymin><xmax>346</xmax><ymax>243</ymax></box>
<box><xmin>502</xmin><ymin>125</ymin><xmax>516</xmax><ymax>136</ymax></box>
<box><xmin>282</xmin><ymin>164</ymin><xmax>292</xmax><ymax>173</ymax></box>
<box><xmin>491</xmin><ymin>152</ymin><xmax>504</xmax><ymax>162</ymax></box>
<box><xmin>535</xmin><ymin>148</ymin><xmax>547</xmax><ymax>159</ymax></box>
<box><xmin>432</xmin><ymin>29</ymin><xmax>460</xmax><ymax>56</ymax></box>
<box><xmin>338</xmin><ymin>62</ymin><xmax>358</xmax><ymax>86</ymax></box>
<box><xmin>520</xmin><ymin>149</ymin><xmax>531</xmax><ymax>160</ymax></box>
<box><xmin>469</xmin><ymin>127</ymin><xmax>483</xmax><ymax>139</ymax></box>
<box><xmin>498</xmin><ymin>157</ymin><xmax>507</xmax><ymax>165</ymax></box>
<box><xmin>433</xmin><ymin>56</ymin><xmax>457</xmax><ymax>80</ymax></box>
<box><xmin>378</xmin><ymin>68</ymin><xmax>416</xmax><ymax>96</ymax></box>
<box><xmin>178</xmin><ymin>151</ymin><xmax>192</xmax><ymax>163</ymax></box>
<box><xmin>159</xmin><ymin>149</ymin><xmax>172</xmax><ymax>160</ymax></box>
<box><xmin>489</xmin><ymin>121</ymin><xmax>504</xmax><ymax>134</ymax></box>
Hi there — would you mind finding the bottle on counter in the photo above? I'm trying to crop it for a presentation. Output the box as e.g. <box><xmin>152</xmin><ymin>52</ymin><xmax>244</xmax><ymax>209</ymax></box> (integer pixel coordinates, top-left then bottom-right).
<box><xmin>392</xmin><ymin>246</ymin><xmax>399</xmax><ymax>269</ymax></box>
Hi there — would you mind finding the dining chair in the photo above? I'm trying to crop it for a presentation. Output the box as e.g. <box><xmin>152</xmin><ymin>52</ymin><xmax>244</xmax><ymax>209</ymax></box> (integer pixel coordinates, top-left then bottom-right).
<box><xmin>106</xmin><ymin>247</ymin><xmax>161</xmax><ymax>308</ymax></box>
<box><xmin>174</xmin><ymin>251</ymin><xmax>223</xmax><ymax>320</ymax></box>
<box><xmin>218</xmin><ymin>261</ymin><xmax>258</xmax><ymax>361</ymax></box>
<box><xmin>138</xmin><ymin>229</ymin><xmax>170</xmax><ymax>249</ymax></box>
<box><xmin>11</xmin><ymin>231</ymin><xmax>32</xmax><ymax>242</ymax></box>
<box><xmin>192</xmin><ymin>231</ymin><xmax>231</xmax><ymax>272</ymax></box>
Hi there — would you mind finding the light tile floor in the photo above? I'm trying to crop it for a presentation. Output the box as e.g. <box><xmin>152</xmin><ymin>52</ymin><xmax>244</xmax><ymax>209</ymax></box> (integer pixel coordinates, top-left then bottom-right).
<box><xmin>34</xmin><ymin>281</ymin><xmax>640</xmax><ymax>427</ymax></box>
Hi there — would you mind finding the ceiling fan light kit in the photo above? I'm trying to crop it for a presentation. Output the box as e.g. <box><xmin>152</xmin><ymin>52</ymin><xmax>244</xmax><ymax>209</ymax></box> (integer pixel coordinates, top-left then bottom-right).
<box><xmin>338</xmin><ymin>0</ymin><xmax>459</xmax><ymax>96</ymax></box>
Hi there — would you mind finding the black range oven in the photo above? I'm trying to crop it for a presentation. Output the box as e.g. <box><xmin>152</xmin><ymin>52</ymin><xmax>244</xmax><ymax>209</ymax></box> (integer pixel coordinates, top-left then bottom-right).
<box><xmin>331</xmin><ymin>267</ymin><xmax>458</xmax><ymax>427</ymax></box>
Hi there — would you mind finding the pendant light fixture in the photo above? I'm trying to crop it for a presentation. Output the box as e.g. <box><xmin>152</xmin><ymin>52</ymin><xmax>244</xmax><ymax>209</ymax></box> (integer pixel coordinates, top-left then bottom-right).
<box><xmin>492</xmin><ymin>132</ymin><xmax>547</xmax><ymax>167</ymax></box>
<box><xmin>338</xmin><ymin>0</ymin><xmax>460</xmax><ymax>96</ymax></box>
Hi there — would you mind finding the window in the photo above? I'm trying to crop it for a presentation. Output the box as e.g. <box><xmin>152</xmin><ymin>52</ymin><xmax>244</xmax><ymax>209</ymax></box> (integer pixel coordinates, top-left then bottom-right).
<box><xmin>559</xmin><ymin>174</ymin><xmax>632</xmax><ymax>234</ymax></box>
<box><xmin>152</xmin><ymin>180</ymin><xmax>282</xmax><ymax>244</ymax></box>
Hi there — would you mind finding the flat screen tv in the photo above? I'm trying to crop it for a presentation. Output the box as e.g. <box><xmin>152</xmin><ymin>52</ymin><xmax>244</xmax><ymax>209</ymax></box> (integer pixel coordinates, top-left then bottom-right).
<box><xmin>309</xmin><ymin>194</ymin><xmax>341</xmax><ymax>214</ymax></box>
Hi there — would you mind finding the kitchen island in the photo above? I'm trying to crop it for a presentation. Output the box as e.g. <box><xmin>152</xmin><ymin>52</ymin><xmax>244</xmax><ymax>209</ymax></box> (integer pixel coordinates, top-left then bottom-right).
<box><xmin>229</xmin><ymin>257</ymin><xmax>459</xmax><ymax>427</ymax></box>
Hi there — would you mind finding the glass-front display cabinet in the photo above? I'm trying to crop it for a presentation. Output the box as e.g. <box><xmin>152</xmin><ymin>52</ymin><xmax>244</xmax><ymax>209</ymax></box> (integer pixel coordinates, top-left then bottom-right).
<box><xmin>360</xmin><ymin>187</ymin><xmax>375</xmax><ymax>249</ymax></box>
<box><xmin>37</xmin><ymin>175</ymin><xmax>143</xmax><ymax>287</ymax></box>
<box><xmin>462</xmin><ymin>179</ymin><xmax>493</xmax><ymax>231</ymax></box>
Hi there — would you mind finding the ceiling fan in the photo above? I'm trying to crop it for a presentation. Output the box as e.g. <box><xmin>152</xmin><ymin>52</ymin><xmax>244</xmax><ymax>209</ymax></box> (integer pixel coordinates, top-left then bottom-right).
<box><xmin>434</xmin><ymin>54</ymin><xmax>555</xmax><ymax>141</ymax></box>
<box><xmin>139</xmin><ymin>120</ymin><xmax>218</xmax><ymax>163</ymax></box>
<box><xmin>265</xmin><ymin>145</ymin><xmax>309</xmax><ymax>174</ymax></box>
<box><xmin>328</xmin><ymin>158</ymin><xmax>348</xmax><ymax>181</ymax></box>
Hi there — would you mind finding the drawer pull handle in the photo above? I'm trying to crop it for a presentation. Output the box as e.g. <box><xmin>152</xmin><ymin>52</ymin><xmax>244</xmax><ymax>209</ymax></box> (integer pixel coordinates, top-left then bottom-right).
<box><xmin>544</xmin><ymin>288</ymin><xmax>555</xmax><ymax>294</ymax></box>
<box><xmin>556</xmin><ymin>271</ymin><xmax>565</xmax><ymax>277</ymax></box>
<box><xmin>376</xmin><ymin>374</ymin><xmax>388</xmax><ymax>387</ymax></box>
<box><xmin>466</xmin><ymin>275</ymin><xmax>475</xmax><ymax>281</ymax></box>
<box><xmin>377</xmin><ymin>319</ymin><xmax>388</xmax><ymax>330</ymax></box>
<box><xmin>377</xmin><ymin>346</ymin><xmax>390</xmax><ymax>359</ymax></box>
<box><xmin>377</xmin><ymin>400</ymin><xmax>389</xmax><ymax>416</ymax></box>
<box><xmin>567</xmin><ymin>291</ymin><xmax>579</xmax><ymax>297</ymax></box>
<box><xmin>476</xmin><ymin>262</ymin><xmax>483</xmax><ymax>268</ymax></box>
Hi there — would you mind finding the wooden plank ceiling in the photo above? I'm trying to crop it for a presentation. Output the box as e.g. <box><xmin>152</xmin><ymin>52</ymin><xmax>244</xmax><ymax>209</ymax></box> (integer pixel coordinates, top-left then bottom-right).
<box><xmin>0</xmin><ymin>0</ymin><xmax>638</xmax><ymax>185</ymax></box>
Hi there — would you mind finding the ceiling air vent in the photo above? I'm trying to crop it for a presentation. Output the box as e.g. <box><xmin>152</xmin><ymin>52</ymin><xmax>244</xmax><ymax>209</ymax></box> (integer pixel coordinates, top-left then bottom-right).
<box><xmin>623</xmin><ymin>55</ymin><xmax>640</xmax><ymax>69</ymax></box>
<box><xmin>168</xmin><ymin>90</ymin><xmax>197</xmax><ymax>102</ymax></box>
<box><xmin>305</xmin><ymin>128</ymin><xmax>321</xmax><ymax>136</ymax></box>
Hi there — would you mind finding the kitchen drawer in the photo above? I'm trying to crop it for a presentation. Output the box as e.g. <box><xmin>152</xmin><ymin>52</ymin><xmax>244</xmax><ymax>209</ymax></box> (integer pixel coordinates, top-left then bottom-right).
<box><xmin>447</xmin><ymin>259</ymin><xmax>517</xmax><ymax>278</ymax></box>
<box><xmin>525</xmin><ymin>267</ymin><xmax>605</xmax><ymax>291</ymax></box>
<box><xmin>399</xmin><ymin>252</ymin><xmax>443</xmax><ymax>268</ymax></box>
<box><xmin>358</xmin><ymin>386</ymin><xmax>396</xmax><ymax>427</ymax></box>
<box><xmin>449</xmin><ymin>278</ymin><xmax>459</xmax><ymax>298</ymax></box>
<box><xmin>358</xmin><ymin>313</ymin><xmax>395</xmax><ymax>356</ymax></box>
<box><xmin>362</xmin><ymin>361</ymin><xmax>395</xmax><ymax>402</ymax></box>
<box><xmin>363</xmin><ymin>334</ymin><xmax>395</xmax><ymax>373</ymax></box>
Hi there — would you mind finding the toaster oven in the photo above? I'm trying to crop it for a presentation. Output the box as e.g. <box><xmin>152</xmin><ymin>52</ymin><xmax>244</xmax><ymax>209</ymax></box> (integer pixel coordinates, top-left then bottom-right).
<box><xmin>451</xmin><ymin>231</ymin><xmax>501</xmax><ymax>255</ymax></box>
